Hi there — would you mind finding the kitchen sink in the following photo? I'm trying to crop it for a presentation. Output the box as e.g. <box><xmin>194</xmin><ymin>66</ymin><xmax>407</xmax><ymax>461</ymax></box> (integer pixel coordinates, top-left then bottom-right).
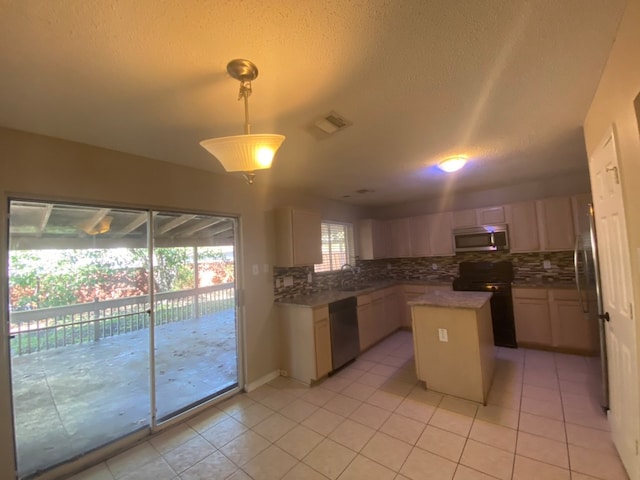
<box><xmin>339</xmin><ymin>284</ymin><xmax>373</xmax><ymax>292</ymax></box>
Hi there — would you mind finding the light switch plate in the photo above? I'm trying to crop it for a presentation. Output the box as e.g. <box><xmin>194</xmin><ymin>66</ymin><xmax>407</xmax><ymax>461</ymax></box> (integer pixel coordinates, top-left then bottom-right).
<box><xmin>307</xmin><ymin>273</ymin><xmax>313</xmax><ymax>283</ymax></box>
<box><xmin>438</xmin><ymin>328</ymin><xmax>448</xmax><ymax>342</ymax></box>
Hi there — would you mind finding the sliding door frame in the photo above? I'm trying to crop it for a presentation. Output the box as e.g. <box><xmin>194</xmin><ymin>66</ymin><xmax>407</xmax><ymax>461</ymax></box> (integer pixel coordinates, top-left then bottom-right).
<box><xmin>2</xmin><ymin>195</ymin><xmax>245</xmax><ymax>479</ymax></box>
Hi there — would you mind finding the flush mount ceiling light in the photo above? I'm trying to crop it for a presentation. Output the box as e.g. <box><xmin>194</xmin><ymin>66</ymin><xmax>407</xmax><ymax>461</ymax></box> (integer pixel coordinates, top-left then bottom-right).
<box><xmin>438</xmin><ymin>156</ymin><xmax>467</xmax><ymax>173</ymax></box>
<box><xmin>200</xmin><ymin>59</ymin><xmax>285</xmax><ymax>184</ymax></box>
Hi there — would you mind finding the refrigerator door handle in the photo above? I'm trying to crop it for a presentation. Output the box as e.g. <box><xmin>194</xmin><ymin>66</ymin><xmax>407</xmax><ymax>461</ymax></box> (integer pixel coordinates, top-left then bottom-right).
<box><xmin>574</xmin><ymin>236</ymin><xmax>588</xmax><ymax>313</ymax></box>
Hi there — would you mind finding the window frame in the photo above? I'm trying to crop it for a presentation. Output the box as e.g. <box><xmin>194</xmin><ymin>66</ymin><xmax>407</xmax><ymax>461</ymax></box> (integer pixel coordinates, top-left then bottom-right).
<box><xmin>314</xmin><ymin>221</ymin><xmax>355</xmax><ymax>273</ymax></box>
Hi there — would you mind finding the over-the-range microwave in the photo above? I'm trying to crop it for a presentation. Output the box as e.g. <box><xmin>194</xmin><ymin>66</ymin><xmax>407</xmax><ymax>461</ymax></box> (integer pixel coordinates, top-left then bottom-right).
<box><xmin>453</xmin><ymin>224</ymin><xmax>509</xmax><ymax>253</ymax></box>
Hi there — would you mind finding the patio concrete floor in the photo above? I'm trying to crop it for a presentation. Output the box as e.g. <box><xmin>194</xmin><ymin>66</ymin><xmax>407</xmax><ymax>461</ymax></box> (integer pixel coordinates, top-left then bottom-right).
<box><xmin>11</xmin><ymin>308</ymin><xmax>238</xmax><ymax>478</ymax></box>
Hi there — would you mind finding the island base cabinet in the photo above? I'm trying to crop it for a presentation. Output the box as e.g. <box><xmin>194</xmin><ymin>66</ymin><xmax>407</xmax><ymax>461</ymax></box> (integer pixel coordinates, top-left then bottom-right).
<box><xmin>279</xmin><ymin>305</ymin><xmax>332</xmax><ymax>384</ymax></box>
<box><xmin>412</xmin><ymin>302</ymin><xmax>494</xmax><ymax>404</ymax></box>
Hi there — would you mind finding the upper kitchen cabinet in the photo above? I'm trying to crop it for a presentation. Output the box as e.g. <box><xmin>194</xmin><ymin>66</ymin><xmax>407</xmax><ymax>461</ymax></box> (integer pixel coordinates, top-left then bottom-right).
<box><xmin>357</xmin><ymin>219</ymin><xmax>391</xmax><ymax>260</ymax></box>
<box><xmin>409</xmin><ymin>212</ymin><xmax>454</xmax><ymax>257</ymax></box>
<box><xmin>429</xmin><ymin>212</ymin><xmax>455</xmax><ymax>256</ymax></box>
<box><xmin>452</xmin><ymin>207</ymin><xmax>505</xmax><ymax>228</ymax></box>
<box><xmin>571</xmin><ymin>193</ymin><xmax>593</xmax><ymax>237</ymax></box>
<box><xmin>388</xmin><ymin>218</ymin><xmax>412</xmax><ymax>258</ymax></box>
<box><xmin>274</xmin><ymin>207</ymin><xmax>322</xmax><ymax>267</ymax></box>
<box><xmin>536</xmin><ymin>196</ymin><xmax>575</xmax><ymax>251</ymax></box>
<box><xmin>505</xmin><ymin>201</ymin><xmax>540</xmax><ymax>252</ymax></box>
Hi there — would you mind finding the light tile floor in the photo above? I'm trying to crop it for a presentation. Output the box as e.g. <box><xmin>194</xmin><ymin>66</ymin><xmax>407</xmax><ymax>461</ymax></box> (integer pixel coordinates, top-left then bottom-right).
<box><xmin>68</xmin><ymin>330</ymin><xmax>629</xmax><ymax>480</ymax></box>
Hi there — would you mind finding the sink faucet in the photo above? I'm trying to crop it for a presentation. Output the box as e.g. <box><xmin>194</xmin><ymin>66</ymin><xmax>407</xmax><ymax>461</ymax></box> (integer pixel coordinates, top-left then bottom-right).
<box><xmin>340</xmin><ymin>263</ymin><xmax>356</xmax><ymax>288</ymax></box>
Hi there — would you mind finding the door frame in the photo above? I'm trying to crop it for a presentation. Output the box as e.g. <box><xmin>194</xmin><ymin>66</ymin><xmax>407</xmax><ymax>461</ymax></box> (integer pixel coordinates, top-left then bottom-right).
<box><xmin>1</xmin><ymin>196</ymin><xmax>245</xmax><ymax>479</ymax></box>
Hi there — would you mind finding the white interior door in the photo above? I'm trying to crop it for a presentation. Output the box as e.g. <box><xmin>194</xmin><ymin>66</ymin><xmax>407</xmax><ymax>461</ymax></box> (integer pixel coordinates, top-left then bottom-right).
<box><xmin>589</xmin><ymin>127</ymin><xmax>639</xmax><ymax>476</ymax></box>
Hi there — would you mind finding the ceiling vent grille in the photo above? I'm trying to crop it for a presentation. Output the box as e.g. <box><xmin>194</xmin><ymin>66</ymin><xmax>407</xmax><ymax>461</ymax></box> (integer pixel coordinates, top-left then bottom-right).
<box><xmin>314</xmin><ymin>111</ymin><xmax>353</xmax><ymax>135</ymax></box>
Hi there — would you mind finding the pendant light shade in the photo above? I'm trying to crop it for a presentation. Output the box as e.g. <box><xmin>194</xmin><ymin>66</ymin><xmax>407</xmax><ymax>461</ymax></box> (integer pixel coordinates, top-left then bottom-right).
<box><xmin>200</xmin><ymin>59</ymin><xmax>285</xmax><ymax>184</ymax></box>
<box><xmin>200</xmin><ymin>133</ymin><xmax>285</xmax><ymax>172</ymax></box>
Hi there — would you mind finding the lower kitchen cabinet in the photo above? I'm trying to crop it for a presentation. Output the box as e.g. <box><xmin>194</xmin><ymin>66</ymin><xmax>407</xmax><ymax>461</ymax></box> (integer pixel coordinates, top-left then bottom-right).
<box><xmin>278</xmin><ymin>304</ymin><xmax>332</xmax><ymax>384</ymax></box>
<box><xmin>549</xmin><ymin>289</ymin><xmax>599</xmax><ymax>353</ymax></box>
<box><xmin>512</xmin><ymin>288</ymin><xmax>552</xmax><ymax>347</ymax></box>
<box><xmin>512</xmin><ymin>287</ymin><xmax>598</xmax><ymax>354</ymax></box>
<box><xmin>357</xmin><ymin>294</ymin><xmax>376</xmax><ymax>351</ymax></box>
<box><xmin>358</xmin><ymin>287</ymin><xmax>401</xmax><ymax>350</ymax></box>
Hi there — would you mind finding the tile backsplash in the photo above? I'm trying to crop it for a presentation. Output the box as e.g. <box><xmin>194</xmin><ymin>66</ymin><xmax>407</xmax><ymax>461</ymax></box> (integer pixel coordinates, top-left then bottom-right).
<box><xmin>273</xmin><ymin>251</ymin><xmax>575</xmax><ymax>300</ymax></box>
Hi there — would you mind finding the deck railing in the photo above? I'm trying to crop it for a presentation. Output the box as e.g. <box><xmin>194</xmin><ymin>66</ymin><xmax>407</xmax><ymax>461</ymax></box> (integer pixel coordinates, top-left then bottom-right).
<box><xmin>9</xmin><ymin>283</ymin><xmax>235</xmax><ymax>356</ymax></box>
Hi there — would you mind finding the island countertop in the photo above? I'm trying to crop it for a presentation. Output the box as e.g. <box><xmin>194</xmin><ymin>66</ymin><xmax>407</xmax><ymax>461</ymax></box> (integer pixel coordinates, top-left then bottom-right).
<box><xmin>408</xmin><ymin>291</ymin><xmax>492</xmax><ymax>309</ymax></box>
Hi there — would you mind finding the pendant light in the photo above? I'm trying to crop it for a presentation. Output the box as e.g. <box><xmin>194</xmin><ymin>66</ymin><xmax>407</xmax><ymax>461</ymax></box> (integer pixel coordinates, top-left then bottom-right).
<box><xmin>200</xmin><ymin>59</ymin><xmax>285</xmax><ymax>184</ymax></box>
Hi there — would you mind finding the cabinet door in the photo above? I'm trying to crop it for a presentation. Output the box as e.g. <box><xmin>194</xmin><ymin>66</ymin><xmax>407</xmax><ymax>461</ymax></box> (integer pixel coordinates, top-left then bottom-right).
<box><xmin>357</xmin><ymin>303</ymin><xmax>375</xmax><ymax>351</ymax></box>
<box><xmin>536</xmin><ymin>197</ymin><xmax>575</xmax><ymax>251</ymax></box>
<box><xmin>409</xmin><ymin>215</ymin><xmax>430</xmax><ymax>257</ymax></box>
<box><xmin>389</xmin><ymin>218</ymin><xmax>412</xmax><ymax>258</ymax></box>
<box><xmin>513</xmin><ymin>298</ymin><xmax>552</xmax><ymax>345</ymax></box>
<box><xmin>292</xmin><ymin>209</ymin><xmax>323</xmax><ymax>265</ymax></box>
<box><xmin>477</xmin><ymin>206</ymin><xmax>505</xmax><ymax>225</ymax></box>
<box><xmin>384</xmin><ymin>289</ymin><xmax>401</xmax><ymax>335</ymax></box>
<box><xmin>505</xmin><ymin>201</ymin><xmax>540</xmax><ymax>252</ymax></box>
<box><xmin>452</xmin><ymin>209</ymin><xmax>477</xmax><ymax>228</ymax></box>
<box><xmin>571</xmin><ymin>194</ymin><xmax>593</xmax><ymax>237</ymax></box>
<box><xmin>402</xmin><ymin>285</ymin><xmax>427</xmax><ymax>327</ymax></box>
<box><xmin>371</xmin><ymin>297</ymin><xmax>386</xmax><ymax>343</ymax></box>
<box><xmin>513</xmin><ymin>292</ymin><xmax>552</xmax><ymax>346</ymax></box>
<box><xmin>428</xmin><ymin>212</ymin><xmax>454</xmax><ymax>256</ymax></box>
<box><xmin>357</xmin><ymin>219</ymin><xmax>390</xmax><ymax>260</ymax></box>
<box><xmin>549</xmin><ymin>290</ymin><xmax>599</xmax><ymax>353</ymax></box>
<box><xmin>372</xmin><ymin>220</ymin><xmax>391</xmax><ymax>259</ymax></box>
<box><xmin>313</xmin><ymin>311</ymin><xmax>332</xmax><ymax>378</ymax></box>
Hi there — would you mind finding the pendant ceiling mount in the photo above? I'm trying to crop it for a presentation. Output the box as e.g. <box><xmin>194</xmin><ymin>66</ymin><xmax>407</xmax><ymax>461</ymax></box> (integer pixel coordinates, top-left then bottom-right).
<box><xmin>200</xmin><ymin>59</ymin><xmax>285</xmax><ymax>185</ymax></box>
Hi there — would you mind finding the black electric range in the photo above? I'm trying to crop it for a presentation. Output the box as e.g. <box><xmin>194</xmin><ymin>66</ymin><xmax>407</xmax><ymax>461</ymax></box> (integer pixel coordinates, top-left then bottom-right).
<box><xmin>453</xmin><ymin>261</ymin><xmax>517</xmax><ymax>348</ymax></box>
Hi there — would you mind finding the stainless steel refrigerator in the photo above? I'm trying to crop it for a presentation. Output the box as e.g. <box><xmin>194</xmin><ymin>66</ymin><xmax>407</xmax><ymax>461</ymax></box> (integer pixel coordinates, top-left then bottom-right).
<box><xmin>574</xmin><ymin>203</ymin><xmax>609</xmax><ymax>410</ymax></box>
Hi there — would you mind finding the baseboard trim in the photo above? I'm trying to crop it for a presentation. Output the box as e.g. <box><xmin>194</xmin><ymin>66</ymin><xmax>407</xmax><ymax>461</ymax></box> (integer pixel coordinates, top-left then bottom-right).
<box><xmin>244</xmin><ymin>369</ymin><xmax>280</xmax><ymax>392</ymax></box>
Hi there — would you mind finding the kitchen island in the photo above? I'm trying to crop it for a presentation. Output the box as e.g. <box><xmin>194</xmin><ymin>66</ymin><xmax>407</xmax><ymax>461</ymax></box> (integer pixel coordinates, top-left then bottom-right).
<box><xmin>409</xmin><ymin>291</ymin><xmax>495</xmax><ymax>404</ymax></box>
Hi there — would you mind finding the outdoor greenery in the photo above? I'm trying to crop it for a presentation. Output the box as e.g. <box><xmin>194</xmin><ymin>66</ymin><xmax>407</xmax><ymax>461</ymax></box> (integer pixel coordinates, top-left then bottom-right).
<box><xmin>9</xmin><ymin>246</ymin><xmax>234</xmax><ymax>311</ymax></box>
<box><xmin>9</xmin><ymin>246</ymin><xmax>236</xmax><ymax>355</ymax></box>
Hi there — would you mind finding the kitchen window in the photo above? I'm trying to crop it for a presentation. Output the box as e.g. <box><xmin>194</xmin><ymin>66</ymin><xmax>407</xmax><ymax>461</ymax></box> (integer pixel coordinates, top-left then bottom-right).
<box><xmin>315</xmin><ymin>221</ymin><xmax>355</xmax><ymax>273</ymax></box>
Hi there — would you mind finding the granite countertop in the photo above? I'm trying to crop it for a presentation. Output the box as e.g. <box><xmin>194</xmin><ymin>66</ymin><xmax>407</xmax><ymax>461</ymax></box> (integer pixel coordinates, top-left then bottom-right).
<box><xmin>275</xmin><ymin>279</ymin><xmax>452</xmax><ymax>308</ymax></box>
<box><xmin>408</xmin><ymin>291</ymin><xmax>492</xmax><ymax>309</ymax></box>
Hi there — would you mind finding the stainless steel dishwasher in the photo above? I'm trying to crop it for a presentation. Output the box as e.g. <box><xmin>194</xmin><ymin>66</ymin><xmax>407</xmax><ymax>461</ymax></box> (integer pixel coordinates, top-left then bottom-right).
<box><xmin>328</xmin><ymin>296</ymin><xmax>360</xmax><ymax>371</ymax></box>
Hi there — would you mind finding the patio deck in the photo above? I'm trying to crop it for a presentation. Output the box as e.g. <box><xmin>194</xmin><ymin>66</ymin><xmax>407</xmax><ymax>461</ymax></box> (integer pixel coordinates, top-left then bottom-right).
<box><xmin>11</xmin><ymin>308</ymin><xmax>238</xmax><ymax>478</ymax></box>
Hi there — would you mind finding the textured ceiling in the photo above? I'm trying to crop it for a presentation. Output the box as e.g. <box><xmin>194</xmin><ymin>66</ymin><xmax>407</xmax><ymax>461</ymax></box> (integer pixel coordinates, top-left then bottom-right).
<box><xmin>0</xmin><ymin>0</ymin><xmax>628</xmax><ymax>206</ymax></box>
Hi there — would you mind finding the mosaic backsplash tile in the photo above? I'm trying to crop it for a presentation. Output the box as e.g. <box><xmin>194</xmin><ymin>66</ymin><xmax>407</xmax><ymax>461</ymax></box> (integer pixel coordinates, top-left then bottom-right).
<box><xmin>273</xmin><ymin>251</ymin><xmax>575</xmax><ymax>300</ymax></box>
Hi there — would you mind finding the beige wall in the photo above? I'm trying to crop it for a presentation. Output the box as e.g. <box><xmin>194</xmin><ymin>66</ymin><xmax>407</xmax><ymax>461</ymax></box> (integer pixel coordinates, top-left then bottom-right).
<box><xmin>583</xmin><ymin>0</ymin><xmax>640</xmax><ymax>358</ymax></box>
<box><xmin>0</xmin><ymin>126</ymin><xmax>364</xmax><ymax>477</ymax></box>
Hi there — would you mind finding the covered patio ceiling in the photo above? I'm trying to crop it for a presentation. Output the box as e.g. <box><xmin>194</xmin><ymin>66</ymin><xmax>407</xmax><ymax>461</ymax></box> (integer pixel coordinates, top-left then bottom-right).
<box><xmin>9</xmin><ymin>200</ymin><xmax>235</xmax><ymax>250</ymax></box>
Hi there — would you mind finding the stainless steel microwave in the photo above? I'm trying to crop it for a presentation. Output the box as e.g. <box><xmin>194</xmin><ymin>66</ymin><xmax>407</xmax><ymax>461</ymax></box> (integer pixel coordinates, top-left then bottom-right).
<box><xmin>453</xmin><ymin>225</ymin><xmax>509</xmax><ymax>253</ymax></box>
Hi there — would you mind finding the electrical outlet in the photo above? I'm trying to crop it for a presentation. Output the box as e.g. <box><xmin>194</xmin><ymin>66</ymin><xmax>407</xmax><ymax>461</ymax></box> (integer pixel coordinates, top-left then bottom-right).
<box><xmin>283</xmin><ymin>276</ymin><xmax>293</xmax><ymax>287</ymax></box>
<box><xmin>438</xmin><ymin>328</ymin><xmax>448</xmax><ymax>342</ymax></box>
<box><xmin>432</xmin><ymin>263</ymin><xmax>438</xmax><ymax>270</ymax></box>
<box><xmin>387</xmin><ymin>263</ymin><xmax>392</xmax><ymax>270</ymax></box>
<box><xmin>275</xmin><ymin>278</ymin><xmax>282</xmax><ymax>288</ymax></box>
<box><xmin>252</xmin><ymin>264</ymin><xmax>259</xmax><ymax>275</ymax></box>
<box><xmin>307</xmin><ymin>273</ymin><xmax>313</xmax><ymax>283</ymax></box>
<box><xmin>543</xmin><ymin>260</ymin><xmax>551</xmax><ymax>269</ymax></box>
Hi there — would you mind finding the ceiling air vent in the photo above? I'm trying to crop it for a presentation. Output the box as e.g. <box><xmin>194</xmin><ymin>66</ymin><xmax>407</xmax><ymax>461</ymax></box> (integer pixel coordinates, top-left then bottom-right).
<box><xmin>314</xmin><ymin>111</ymin><xmax>353</xmax><ymax>135</ymax></box>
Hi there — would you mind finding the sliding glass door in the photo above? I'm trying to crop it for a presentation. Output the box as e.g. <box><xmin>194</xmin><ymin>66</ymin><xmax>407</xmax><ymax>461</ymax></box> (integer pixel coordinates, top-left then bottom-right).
<box><xmin>7</xmin><ymin>200</ymin><xmax>240</xmax><ymax>478</ymax></box>
<box><xmin>152</xmin><ymin>212</ymin><xmax>239</xmax><ymax>421</ymax></box>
